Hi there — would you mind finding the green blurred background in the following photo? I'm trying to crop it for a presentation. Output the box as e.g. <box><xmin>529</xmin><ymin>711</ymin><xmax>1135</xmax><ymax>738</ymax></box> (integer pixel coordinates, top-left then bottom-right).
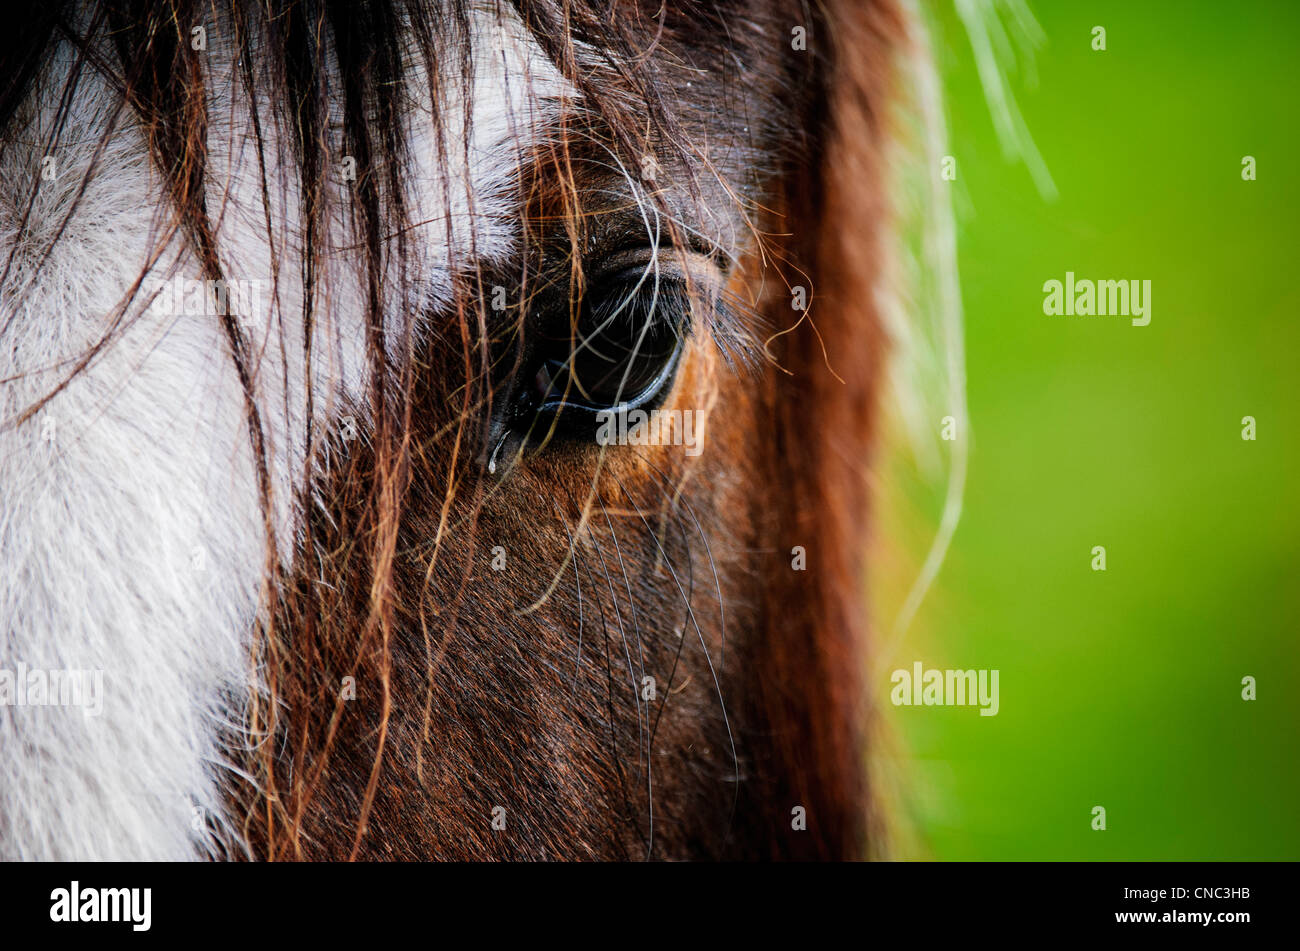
<box><xmin>872</xmin><ymin>0</ymin><xmax>1300</xmax><ymax>859</ymax></box>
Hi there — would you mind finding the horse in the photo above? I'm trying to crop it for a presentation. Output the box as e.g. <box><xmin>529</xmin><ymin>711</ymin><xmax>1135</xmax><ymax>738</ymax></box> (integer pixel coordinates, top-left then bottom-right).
<box><xmin>0</xmin><ymin>0</ymin><xmax>915</xmax><ymax>860</ymax></box>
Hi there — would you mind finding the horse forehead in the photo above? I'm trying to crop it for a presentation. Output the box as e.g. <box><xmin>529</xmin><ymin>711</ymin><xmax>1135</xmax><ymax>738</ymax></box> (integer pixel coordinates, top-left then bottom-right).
<box><xmin>210</xmin><ymin>6</ymin><xmax>572</xmax><ymax>310</ymax></box>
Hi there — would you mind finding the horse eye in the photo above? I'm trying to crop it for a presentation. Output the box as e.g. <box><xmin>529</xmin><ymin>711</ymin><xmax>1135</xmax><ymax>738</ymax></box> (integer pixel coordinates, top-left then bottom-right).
<box><xmin>508</xmin><ymin>276</ymin><xmax>688</xmax><ymax>446</ymax></box>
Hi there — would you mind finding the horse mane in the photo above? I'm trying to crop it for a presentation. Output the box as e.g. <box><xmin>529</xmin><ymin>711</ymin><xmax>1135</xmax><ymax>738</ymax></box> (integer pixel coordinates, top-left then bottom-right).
<box><xmin>739</xmin><ymin>0</ymin><xmax>904</xmax><ymax>858</ymax></box>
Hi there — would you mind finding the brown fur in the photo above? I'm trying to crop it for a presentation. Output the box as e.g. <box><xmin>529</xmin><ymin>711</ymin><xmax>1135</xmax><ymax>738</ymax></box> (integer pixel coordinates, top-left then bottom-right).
<box><xmin>247</xmin><ymin>0</ymin><xmax>905</xmax><ymax>860</ymax></box>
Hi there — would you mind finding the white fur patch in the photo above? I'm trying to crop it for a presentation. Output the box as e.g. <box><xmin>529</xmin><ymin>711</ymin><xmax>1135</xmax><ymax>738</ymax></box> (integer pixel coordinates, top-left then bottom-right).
<box><xmin>0</xmin><ymin>5</ymin><xmax>569</xmax><ymax>859</ymax></box>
